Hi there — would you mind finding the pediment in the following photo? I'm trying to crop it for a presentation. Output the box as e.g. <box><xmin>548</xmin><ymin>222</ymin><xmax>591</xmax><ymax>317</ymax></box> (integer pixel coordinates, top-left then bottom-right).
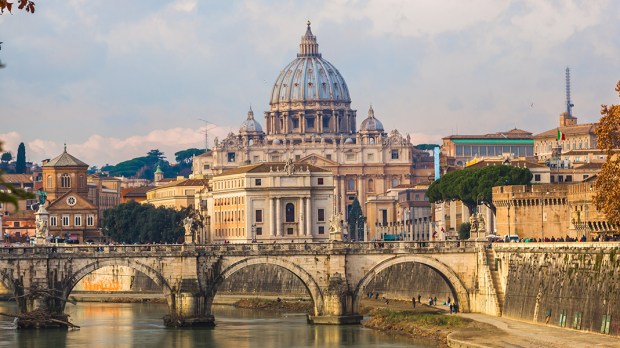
<box><xmin>298</xmin><ymin>154</ymin><xmax>338</xmax><ymax>167</ymax></box>
<box><xmin>48</xmin><ymin>191</ymin><xmax>96</xmax><ymax>210</ymax></box>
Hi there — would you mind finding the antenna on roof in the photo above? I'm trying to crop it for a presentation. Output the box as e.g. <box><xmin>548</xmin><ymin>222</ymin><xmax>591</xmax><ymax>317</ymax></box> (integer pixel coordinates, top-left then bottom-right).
<box><xmin>565</xmin><ymin>67</ymin><xmax>574</xmax><ymax>117</ymax></box>
<box><xmin>198</xmin><ymin>119</ymin><xmax>218</xmax><ymax>151</ymax></box>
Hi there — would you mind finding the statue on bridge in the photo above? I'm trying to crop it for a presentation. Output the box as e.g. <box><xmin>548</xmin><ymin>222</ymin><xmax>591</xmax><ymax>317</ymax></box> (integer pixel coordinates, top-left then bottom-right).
<box><xmin>477</xmin><ymin>213</ymin><xmax>486</xmax><ymax>234</ymax></box>
<box><xmin>469</xmin><ymin>214</ymin><xmax>478</xmax><ymax>235</ymax></box>
<box><xmin>328</xmin><ymin>211</ymin><xmax>344</xmax><ymax>242</ymax></box>
<box><xmin>183</xmin><ymin>216</ymin><xmax>194</xmax><ymax>244</ymax></box>
<box><xmin>34</xmin><ymin>205</ymin><xmax>49</xmax><ymax>245</ymax></box>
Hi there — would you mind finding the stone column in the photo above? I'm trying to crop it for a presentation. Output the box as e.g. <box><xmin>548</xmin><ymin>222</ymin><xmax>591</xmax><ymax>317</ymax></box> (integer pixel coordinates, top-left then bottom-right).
<box><xmin>270</xmin><ymin>198</ymin><xmax>276</xmax><ymax>237</ymax></box>
<box><xmin>34</xmin><ymin>206</ymin><xmax>49</xmax><ymax>245</ymax></box>
<box><xmin>357</xmin><ymin>175</ymin><xmax>365</xmax><ymax>213</ymax></box>
<box><xmin>276</xmin><ymin>198</ymin><xmax>282</xmax><ymax>237</ymax></box>
<box><xmin>317</xmin><ymin>111</ymin><xmax>323</xmax><ymax>133</ymax></box>
<box><xmin>299</xmin><ymin>197</ymin><xmax>305</xmax><ymax>236</ymax></box>
<box><xmin>306</xmin><ymin>197</ymin><xmax>312</xmax><ymax>237</ymax></box>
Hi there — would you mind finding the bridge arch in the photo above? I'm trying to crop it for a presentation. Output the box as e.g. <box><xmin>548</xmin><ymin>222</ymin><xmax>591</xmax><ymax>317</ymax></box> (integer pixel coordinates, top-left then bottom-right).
<box><xmin>62</xmin><ymin>259</ymin><xmax>173</xmax><ymax>311</ymax></box>
<box><xmin>211</xmin><ymin>257</ymin><xmax>324</xmax><ymax>316</ymax></box>
<box><xmin>353</xmin><ymin>255</ymin><xmax>470</xmax><ymax>312</ymax></box>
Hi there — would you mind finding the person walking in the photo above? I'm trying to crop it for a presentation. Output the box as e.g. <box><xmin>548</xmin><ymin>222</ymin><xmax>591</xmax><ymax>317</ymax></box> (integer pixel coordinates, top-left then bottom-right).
<box><xmin>417</xmin><ymin>294</ymin><xmax>421</xmax><ymax>304</ymax></box>
<box><xmin>412</xmin><ymin>297</ymin><xmax>416</xmax><ymax>308</ymax></box>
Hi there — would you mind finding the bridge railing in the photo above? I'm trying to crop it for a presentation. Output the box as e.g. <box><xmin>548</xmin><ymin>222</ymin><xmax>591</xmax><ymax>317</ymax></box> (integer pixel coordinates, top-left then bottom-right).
<box><xmin>0</xmin><ymin>240</ymin><xmax>483</xmax><ymax>257</ymax></box>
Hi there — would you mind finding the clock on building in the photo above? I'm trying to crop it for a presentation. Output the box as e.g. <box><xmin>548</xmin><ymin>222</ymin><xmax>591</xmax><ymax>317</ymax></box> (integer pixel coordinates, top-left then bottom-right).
<box><xmin>66</xmin><ymin>196</ymin><xmax>77</xmax><ymax>206</ymax></box>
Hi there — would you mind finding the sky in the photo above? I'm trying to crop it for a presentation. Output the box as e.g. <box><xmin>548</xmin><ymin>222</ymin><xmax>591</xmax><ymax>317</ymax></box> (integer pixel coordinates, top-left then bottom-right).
<box><xmin>1</xmin><ymin>0</ymin><xmax>620</xmax><ymax>168</ymax></box>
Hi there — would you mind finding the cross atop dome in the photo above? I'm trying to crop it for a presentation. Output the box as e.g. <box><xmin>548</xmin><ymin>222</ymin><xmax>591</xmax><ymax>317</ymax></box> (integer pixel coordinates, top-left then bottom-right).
<box><xmin>247</xmin><ymin>106</ymin><xmax>254</xmax><ymax>120</ymax></box>
<box><xmin>299</xmin><ymin>21</ymin><xmax>320</xmax><ymax>57</ymax></box>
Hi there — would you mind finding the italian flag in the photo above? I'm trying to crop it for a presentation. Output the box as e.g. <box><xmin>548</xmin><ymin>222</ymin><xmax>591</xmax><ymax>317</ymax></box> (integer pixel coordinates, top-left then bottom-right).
<box><xmin>557</xmin><ymin>129</ymin><xmax>566</xmax><ymax>141</ymax></box>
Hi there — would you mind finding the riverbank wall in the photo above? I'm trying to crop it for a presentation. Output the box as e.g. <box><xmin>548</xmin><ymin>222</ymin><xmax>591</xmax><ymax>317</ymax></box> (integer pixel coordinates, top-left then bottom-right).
<box><xmin>495</xmin><ymin>243</ymin><xmax>620</xmax><ymax>336</ymax></box>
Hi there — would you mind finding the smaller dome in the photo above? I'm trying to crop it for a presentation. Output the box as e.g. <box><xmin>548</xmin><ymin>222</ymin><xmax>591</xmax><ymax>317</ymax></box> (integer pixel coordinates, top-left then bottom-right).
<box><xmin>359</xmin><ymin>105</ymin><xmax>384</xmax><ymax>132</ymax></box>
<box><xmin>273</xmin><ymin>139</ymin><xmax>282</xmax><ymax>145</ymax></box>
<box><xmin>240</xmin><ymin>108</ymin><xmax>263</xmax><ymax>133</ymax></box>
<box><xmin>344</xmin><ymin>137</ymin><xmax>354</xmax><ymax>144</ymax></box>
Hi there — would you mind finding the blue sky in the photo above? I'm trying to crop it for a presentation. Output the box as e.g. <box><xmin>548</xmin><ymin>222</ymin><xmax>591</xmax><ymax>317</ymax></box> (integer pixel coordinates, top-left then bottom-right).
<box><xmin>1</xmin><ymin>0</ymin><xmax>619</xmax><ymax>167</ymax></box>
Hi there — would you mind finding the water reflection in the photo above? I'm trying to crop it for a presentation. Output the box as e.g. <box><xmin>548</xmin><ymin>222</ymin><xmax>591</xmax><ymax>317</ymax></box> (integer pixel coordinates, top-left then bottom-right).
<box><xmin>0</xmin><ymin>302</ymin><xmax>435</xmax><ymax>348</ymax></box>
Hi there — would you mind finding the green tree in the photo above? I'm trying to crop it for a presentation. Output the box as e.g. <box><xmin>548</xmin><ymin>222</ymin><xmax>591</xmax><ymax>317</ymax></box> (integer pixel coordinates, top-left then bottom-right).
<box><xmin>593</xmin><ymin>81</ymin><xmax>620</xmax><ymax>225</ymax></box>
<box><xmin>102</xmin><ymin>201</ymin><xmax>186</xmax><ymax>243</ymax></box>
<box><xmin>458</xmin><ymin>222</ymin><xmax>471</xmax><ymax>240</ymax></box>
<box><xmin>15</xmin><ymin>142</ymin><xmax>26</xmax><ymax>174</ymax></box>
<box><xmin>414</xmin><ymin>144</ymin><xmax>440</xmax><ymax>151</ymax></box>
<box><xmin>175</xmin><ymin>148</ymin><xmax>205</xmax><ymax>164</ymax></box>
<box><xmin>347</xmin><ymin>197</ymin><xmax>365</xmax><ymax>241</ymax></box>
<box><xmin>427</xmin><ymin>165</ymin><xmax>532</xmax><ymax>215</ymax></box>
<box><xmin>0</xmin><ymin>141</ymin><xmax>34</xmax><ymax>209</ymax></box>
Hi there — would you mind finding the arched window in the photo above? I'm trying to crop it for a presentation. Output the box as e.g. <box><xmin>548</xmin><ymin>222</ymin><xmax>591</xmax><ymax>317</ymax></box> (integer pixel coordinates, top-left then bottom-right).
<box><xmin>285</xmin><ymin>203</ymin><xmax>295</xmax><ymax>222</ymax></box>
<box><xmin>61</xmin><ymin>173</ymin><xmax>71</xmax><ymax>188</ymax></box>
<box><xmin>47</xmin><ymin>175</ymin><xmax>52</xmax><ymax>188</ymax></box>
<box><xmin>79</xmin><ymin>175</ymin><xmax>84</xmax><ymax>187</ymax></box>
<box><xmin>368</xmin><ymin>178</ymin><xmax>375</xmax><ymax>192</ymax></box>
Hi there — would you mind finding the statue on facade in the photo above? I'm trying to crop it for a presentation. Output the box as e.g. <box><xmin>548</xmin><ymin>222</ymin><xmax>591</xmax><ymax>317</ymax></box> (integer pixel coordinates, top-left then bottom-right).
<box><xmin>213</xmin><ymin>137</ymin><xmax>219</xmax><ymax>148</ymax></box>
<box><xmin>284</xmin><ymin>158</ymin><xmax>295</xmax><ymax>175</ymax></box>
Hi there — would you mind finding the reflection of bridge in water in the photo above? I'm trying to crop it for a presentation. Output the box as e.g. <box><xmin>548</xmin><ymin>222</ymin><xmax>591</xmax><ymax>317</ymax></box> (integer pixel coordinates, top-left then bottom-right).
<box><xmin>0</xmin><ymin>241</ymin><xmax>490</xmax><ymax>327</ymax></box>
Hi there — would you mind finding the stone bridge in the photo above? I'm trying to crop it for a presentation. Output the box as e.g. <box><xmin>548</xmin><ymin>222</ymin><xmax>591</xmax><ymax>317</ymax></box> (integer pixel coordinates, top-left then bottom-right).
<box><xmin>0</xmin><ymin>241</ymin><xmax>496</xmax><ymax>327</ymax></box>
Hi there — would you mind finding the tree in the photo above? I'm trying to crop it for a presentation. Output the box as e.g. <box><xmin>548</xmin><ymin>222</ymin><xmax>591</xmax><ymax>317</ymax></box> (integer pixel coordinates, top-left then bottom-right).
<box><xmin>458</xmin><ymin>222</ymin><xmax>471</xmax><ymax>240</ymax></box>
<box><xmin>0</xmin><ymin>141</ymin><xmax>34</xmax><ymax>210</ymax></box>
<box><xmin>102</xmin><ymin>201</ymin><xmax>186</xmax><ymax>243</ymax></box>
<box><xmin>0</xmin><ymin>151</ymin><xmax>11</xmax><ymax>170</ymax></box>
<box><xmin>347</xmin><ymin>197</ymin><xmax>365</xmax><ymax>241</ymax></box>
<box><xmin>175</xmin><ymin>148</ymin><xmax>205</xmax><ymax>164</ymax></box>
<box><xmin>414</xmin><ymin>144</ymin><xmax>440</xmax><ymax>151</ymax></box>
<box><xmin>0</xmin><ymin>0</ymin><xmax>35</xmax><ymax>14</ymax></box>
<box><xmin>427</xmin><ymin>164</ymin><xmax>532</xmax><ymax>215</ymax></box>
<box><xmin>593</xmin><ymin>81</ymin><xmax>620</xmax><ymax>226</ymax></box>
<box><xmin>15</xmin><ymin>142</ymin><xmax>26</xmax><ymax>174</ymax></box>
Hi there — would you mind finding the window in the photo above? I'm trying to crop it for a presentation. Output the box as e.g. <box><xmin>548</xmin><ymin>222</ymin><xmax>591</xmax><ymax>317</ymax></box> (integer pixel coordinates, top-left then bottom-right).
<box><xmin>346</xmin><ymin>154</ymin><xmax>354</xmax><ymax>161</ymax></box>
<box><xmin>318</xmin><ymin>226</ymin><xmax>325</xmax><ymax>234</ymax></box>
<box><xmin>253</xmin><ymin>156</ymin><xmax>260</xmax><ymax>163</ymax></box>
<box><xmin>391</xmin><ymin>150</ymin><xmax>399</xmax><ymax>159</ymax></box>
<box><xmin>227</xmin><ymin>152</ymin><xmax>236</xmax><ymax>162</ymax></box>
<box><xmin>367</xmin><ymin>153</ymin><xmax>374</xmax><ymax>161</ymax></box>
<box><xmin>87</xmin><ymin>214</ymin><xmax>94</xmax><ymax>226</ymax></box>
<box><xmin>255</xmin><ymin>178</ymin><xmax>262</xmax><ymax>186</ymax></box>
<box><xmin>391</xmin><ymin>177</ymin><xmax>399</xmax><ymax>187</ymax></box>
<box><xmin>347</xmin><ymin>178</ymin><xmax>355</xmax><ymax>191</ymax></box>
<box><xmin>50</xmin><ymin>216</ymin><xmax>57</xmax><ymax>227</ymax></box>
<box><xmin>318</xmin><ymin>209</ymin><xmax>325</xmax><ymax>222</ymax></box>
<box><xmin>307</xmin><ymin>117</ymin><xmax>315</xmax><ymax>129</ymax></box>
<box><xmin>326</xmin><ymin>154</ymin><xmax>332</xmax><ymax>160</ymax></box>
<box><xmin>203</xmin><ymin>164</ymin><xmax>210</xmax><ymax>170</ymax></box>
<box><xmin>287</xmin><ymin>228</ymin><xmax>294</xmax><ymax>235</ymax></box>
<box><xmin>255</xmin><ymin>210</ymin><xmax>263</xmax><ymax>223</ymax></box>
<box><xmin>534</xmin><ymin>174</ymin><xmax>541</xmax><ymax>182</ymax></box>
<box><xmin>292</xmin><ymin>118</ymin><xmax>299</xmax><ymax>129</ymax></box>
<box><xmin>13</xmin><ymin>222</ymin><xmax>19</xmax><ymax>227</ymax></box>
<box><xmin>368</xmin><ymin>179</ymin><xmax>374</xmax><ymax>192</ymax></box>
<box><xmin>256</xmin><ymin>227</ymin><xmax>262</xmax><ymax>235</ymax></box>
<box><xmin>74</xmin><ymin>215</ymin><xmax>82</xmax><ymax>226</ymax></box>
<box><xmin>295</xmin><ymin>155</ymin><xmax>301</xmax><ymax>160</ymax></box>
<box><xmin>323</xmin><ymin>116</ymin><xmax>330</xmax><ymax>129</ymax></box>
<box><xmin>318</xmin><ymin>178</ymin><xmax>324</xmax><ymax>185</ymax></box>
<box><xmin>456</xmin><ymin>146</ymin><xmax>463</xmax><ymax>156</ymax></box>
<box><xmin>62</xmin><ymin>215</ymin><xmax>70</xmax><ymax>226</ymax></box>
<box><xmin>61</xmin><ymin>173</ymin><xmax>71</xmax><ymax>188</ymax></box>
<box><xmin>47</xmin><ymin>175</ymin><xmax>52</xmax><ymax>188</ymax></box>
<box><xmin>271</xmin><ymin>155</ymin><xmax>280</xmax><ymax>161</ymax></box>
<box><xmin>285</xmin><ymin>203</ymin><xmax>295</xmax><ymax>222</ymax></box>
<box><xmin>565</xmin><ymin>175</ymin><xmax>572</xmax><ymax>182</ymax></box>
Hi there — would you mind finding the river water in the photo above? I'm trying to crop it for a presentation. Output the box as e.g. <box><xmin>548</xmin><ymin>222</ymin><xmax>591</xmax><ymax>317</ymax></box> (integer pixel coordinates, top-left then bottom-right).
<box><xmin>0</xmin><ymin>302</ymin><xmax>436</xmax><ymax>348</ymax></box>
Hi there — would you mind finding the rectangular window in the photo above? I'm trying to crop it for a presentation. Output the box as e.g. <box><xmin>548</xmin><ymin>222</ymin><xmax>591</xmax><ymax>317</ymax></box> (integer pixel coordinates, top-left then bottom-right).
<box><xmin>227</xmin><ymin>152</ymin><xmax>236</xmax><ymax>162</ymax></box>
<box><xmin>479</xmin><ymin>146</ymin><xmax>487</xmax><ymax>156</ymax></box>
<box><xmin>287</xmin><ymin>228</ymin><xmax>294</xmax><ymax>235</ymax></box>
<box><xmin>346</xmin><ymin>154</ymin><xmax>354</xmax><ymax>161</ymax></box>
<box><xmin>13</xmin><ymin>222</ymin><xmax>19</xmax><ymax>227</ymax></box>
<box><xmin>455</xmin><ymin>145</ymin><xmax>463</xmax><ymax>156</ymax></box>
<box><xmin>292</xmin><ymin>118</ymin><xmax>299</xmax><ymax>129</ymax></box>
<box><xmin>271</xmin><ymin>155</ymin><xmax>280</xmax><ymax>161</ymax></box>
<box><xmin>306</xmin><ymin>117</ymin><xmax>315</xmax><ymax>129</ymax></box>
<box><xmin>558</xmin><ymin>175</ymin><xmax>564</xmax><ymax>183</ymax></box>
<box><xmin>391</xmin><ymin>150</ymin><xmax>399</xmax><ymax>159</ymax></box>
<box><xmin>367</xmin><ymin>153</ymin><xmax>374</xmax><ymax>161</ymax></box>
<box><xmin>565</xmin><ymin>175</ymin><xmax>572</xmax><ymax>182</ymax></box>
<box><xmin>62</xmin><ymin>215</ymin><xmax>70</xmax><ymax>226</ymax></box>
<box><xmin>255</xmin><ymin>178</ymin><xmax>262</xmax><ymax>186</ymax></box>
<box><xmin>203</xmin><ymin>164</ymin><xmax>210</xmax><ymax>170</ymax></box>
<box><xmin>550</xmin><ymin>175</ymin><xmax>555</xmax><ymax>183</ymax></box>
<box><xmin>256</xmin><ymin>227</ymin><xmax>262</xmax><ymax>236</ymax></box>
<box><xmin>50</xmin><ymin>216</ymin><xmax>57</xmax><ymax>227</ymax></box>
<box><xmin>74</xmin><ymin>215</ymin><xmax>82</xmax><ymax>226</ymax></box>
<box><xmin>255</xmin><ymin>210</ymin><xmax>263</xmax><ymax>223</ymax></box>
<box><xmin>318</xmin><ymin>226</ymin><xmax>325</xmax><ymax>234</ymax></box>
<box><xmin>318</xmin><ymin>178</ymin><xmax>324</xmax><ymax>185</ymax></box>
<box><xmin>318</xmin><ymin>208</ymin><xmax>325</xmax><ymax>222</ymax></box>
<box><xmin>326</xmin><ymin>154</ymin><xmax>332</xmax><ymax>160</ymax></box>
<box><xmin>295</xmin><ymin>155</ymin><xmax>301</xmax><ymax>161</ymax></box>
<box><xmin>87</xmin><ymin>214</ymin><xmax>94</xmax><ymax>226</ymax></box>
<box><xmin>471</xmin><ymin>146</ymin><xmax>479</xmax><ymax>156</ymax></box>
<box><xmin>464</xmin><ymin>146</ymin><xmax>471</xmax><ymax>156</ymax></box>
<box><xmin>534</xmin><ymin>174</ymin><xmax>541</xmax><ymax>182</ymax></box>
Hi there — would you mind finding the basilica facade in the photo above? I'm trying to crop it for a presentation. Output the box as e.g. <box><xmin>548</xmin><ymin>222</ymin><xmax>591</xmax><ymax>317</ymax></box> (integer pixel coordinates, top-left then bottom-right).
<box><xmin>193</xmin><ymin>23</ymin><xmax>433</xmax><ymax>239</ymax></box>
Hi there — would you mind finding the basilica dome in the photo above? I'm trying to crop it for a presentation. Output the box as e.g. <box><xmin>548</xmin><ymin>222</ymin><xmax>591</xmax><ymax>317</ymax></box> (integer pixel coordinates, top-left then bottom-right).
<box><xmin>359</xmin><ymin>106</ymin><xmax>384</xmax><ymax>132</ymax></box>
<box><xmin>270</xmin><ymin>22</ymin><xmax>351</xmax><ymax>107</ymax></box>
<box><xmin>239</xmin><ymin>108</ymin><xmax>263</xmax><ymax>134</ymax></box>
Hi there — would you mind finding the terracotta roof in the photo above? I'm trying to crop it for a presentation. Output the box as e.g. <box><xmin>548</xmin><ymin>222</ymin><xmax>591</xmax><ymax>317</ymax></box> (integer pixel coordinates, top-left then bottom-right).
<box><xmin>444</xmin><ymin>128</ymin><xmax>533</xmax><ymax>140</ymax></box>
<box><xmin>2</xmin><ymin>174</ymin><xmax>33</xmax><ymax>184</ymax></box>
<box><xmin>4</xmin><ymin>210</ymin><xmax>35</xmax><ymax>220</ymax></box>
<box><xmin>215</xmin><ymin>162</ymin><xmax>330</xmax><ymax>177</ymax></box>
<box><xmin>533</xmin><ymin>123</ymin><xmax>597</xmax><ymax>139</ymax></box>
<box><xmin>574</xmin><ymin>162</ymin><xmax>603</xmax><ymax>170</ymax></box>
<box><xmin>562</xmin><ymin>149</ymin><xmax>606</xmax><ymax>155</ymax></box>
<box><xmin>122</xmin><ymin>186</ymin><xmax>153</xmax><ymax>197</ymax></box>
<box><xmin>43</xmin><ymin>150</ymin><xmax>88</xmax><ymax>167</ymax></box>
<box><xmin>151</xmin><ymin>178</ymin><xmax>209</xmax><ymax>190</ymax></box>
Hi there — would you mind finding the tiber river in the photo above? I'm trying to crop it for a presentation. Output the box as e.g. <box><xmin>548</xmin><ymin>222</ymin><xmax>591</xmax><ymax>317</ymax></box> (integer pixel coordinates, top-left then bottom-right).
<box><xmin>0</xmin><ymin>302</ymin><xmax>437</xmax><ymax>348</ymax></box>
